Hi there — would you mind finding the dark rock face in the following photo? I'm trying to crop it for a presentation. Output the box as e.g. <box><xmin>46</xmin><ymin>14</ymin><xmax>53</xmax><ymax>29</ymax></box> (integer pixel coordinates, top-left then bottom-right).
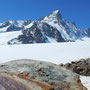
<box><xmin>24</xmin><ymin>20</ymin><xmax>31</xmax><ymax>26</ymax></box>
<box><xmin>6</xmin><ymin>20</ymin><xmax>31</xmax><ymax>32</ymax></box>
<box><xmin>8</xmin><ymin>22</ymin><xmax>65</xmax><ymax>44</ymax></box>
<box><xmin>21</xmin><ymin>24</ymin><xmax>47</xmax><ymax>43</ymax></box>
<box><xmin>0</xmin><ymin>59</ymin><xmax>87</xmax><ymax>90</ymax></box>
<box><xmin>60</xmin><ymin>58</ymin><xmax>90</xmax><ymax>76</ymax></box>
<box><xmin>41</xmin><ymin>23</ymin><xmax>64</xmax><ymax>42</ymax></box>
<box><xmin>7</xmin><ymin>24</ymin><xmax>22</xmax><ymax>32</ymax></box>
<box><xmin>0</xmin><ymin>21</ymin><xmax>11</xmax><ymax>28</ymax></box>
<box><xmin>12</xmin><ymin>24</ymin><xmax>48</xmax><ymax>44</ymax></box>
<box><xmin>85</xmin><ymin>28</ymin><xmax>90</xmax><ymax>37</ymax></box>
<box><xmin>0</xmin><ymin>20</ymin><xmax>31</xmax><ymax>33</ymax></box>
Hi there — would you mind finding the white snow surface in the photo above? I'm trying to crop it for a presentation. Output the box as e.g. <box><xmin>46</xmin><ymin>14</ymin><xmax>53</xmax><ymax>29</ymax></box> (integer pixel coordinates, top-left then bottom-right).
<box><xmin>0</xmin><ymin>31</ymin><xmax>22</xmax><ymax>45</ymax></box>
<box><xmin>24</xmin><ymin>22</ymin><xmax>34</xmax><ymax>29</ymax></box>
<box><xmin>0</xmin><ymin>40</ymin><xmax>90</xmax><ymax>64</ymax></box>
<box><xmin>16</xmin><ymin>20</ymin><xmax>25</xmax><ymax>27</ymax></box>
<box><xmin>9</xmin><ymin>20</ymin><xmax>25</xmax><ymax>27</ymax></box>
<box><xmin>80</xmin><ymin>76</ymin><xmax>90</xmax><ymax>90</ymax></box>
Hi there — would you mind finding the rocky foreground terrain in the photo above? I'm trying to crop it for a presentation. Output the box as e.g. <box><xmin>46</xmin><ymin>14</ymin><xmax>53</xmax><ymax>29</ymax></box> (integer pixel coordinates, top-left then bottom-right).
<box><xmin>0</xmin><ymin>59</ymin><xmax>87</xmax><ymax>90</ymax></box>
<box><xmin>60</xmin><ymin>58</ymin><xmax>90</xmax><ymax>76</ymax></box>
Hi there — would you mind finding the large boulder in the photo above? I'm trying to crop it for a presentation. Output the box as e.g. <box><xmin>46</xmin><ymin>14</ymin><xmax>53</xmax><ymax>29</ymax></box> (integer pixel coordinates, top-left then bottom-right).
<box><xmin>0</xmin><ymin>59</ymin><xmax>87</xmax><ymax>90</ymax></box>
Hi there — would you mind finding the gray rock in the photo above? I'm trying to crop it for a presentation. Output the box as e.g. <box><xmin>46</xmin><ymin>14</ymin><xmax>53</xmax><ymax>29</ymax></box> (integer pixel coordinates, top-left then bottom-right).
<box><xmin>0</xmin><ymin>59</ymin><xmax>87</xmax><ymax>90</ymax></box>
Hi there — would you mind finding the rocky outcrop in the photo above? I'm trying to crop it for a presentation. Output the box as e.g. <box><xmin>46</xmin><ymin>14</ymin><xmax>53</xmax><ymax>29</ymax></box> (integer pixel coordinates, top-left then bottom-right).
<box><xmin>84</xmin><ymin>28</ymin><xmax>90</xmax><ymax>37</ymax></box>
<box><xmin>60</xmin><ymin>58</ymin><xmax>90</xmax><ymax>76</ymax></box>
<box><xmin>8</xmin><ymin>22</ymin><xmax>65</xmax><ymax>44</ymax></box>
<box><xmin>0</xmin><ymin>20</ymin><xmax>31</xmax><ymax>33</ymax></box>
<box><xmin>0</xmin><ymin>59</ymin><xmax>87</xmax><ymax>90</ymax></box>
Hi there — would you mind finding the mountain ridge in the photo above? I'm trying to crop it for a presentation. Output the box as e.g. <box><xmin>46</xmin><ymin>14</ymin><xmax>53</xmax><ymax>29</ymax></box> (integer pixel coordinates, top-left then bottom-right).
<box><xmin>0</xmin><ymin>10</ymin><xmax>90</xmax><ymax>44</ymax></box>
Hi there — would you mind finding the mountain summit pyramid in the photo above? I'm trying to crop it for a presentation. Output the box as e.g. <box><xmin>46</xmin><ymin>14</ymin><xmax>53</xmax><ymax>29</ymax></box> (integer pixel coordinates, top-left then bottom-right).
<box><xmin>43</xmin><ymin>10</ymin><xmax>62</xmax><ymax>23</ymax></box>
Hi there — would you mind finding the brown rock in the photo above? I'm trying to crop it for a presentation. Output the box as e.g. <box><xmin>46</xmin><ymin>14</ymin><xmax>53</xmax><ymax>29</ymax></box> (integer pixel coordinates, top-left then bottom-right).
<box><xmin>63</xmin><ymin>58</ymin><xmax>90</xmax><ymax>76</ymax></box>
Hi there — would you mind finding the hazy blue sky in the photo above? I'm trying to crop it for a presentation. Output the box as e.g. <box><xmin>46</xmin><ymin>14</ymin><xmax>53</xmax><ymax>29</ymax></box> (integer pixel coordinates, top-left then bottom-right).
<box><xmin>0</xmin><ymin>0</ymin><xmax>90</xmax><ymax>29</ymax></box>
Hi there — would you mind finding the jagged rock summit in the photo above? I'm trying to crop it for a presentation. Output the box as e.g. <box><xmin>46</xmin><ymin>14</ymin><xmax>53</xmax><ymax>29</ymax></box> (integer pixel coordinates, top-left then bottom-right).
<box><xmin>43</xmin><ymin>10</ymin><xmax>62</xmax><ymax>23</ymax></box>
<box><xmin>0</xmin><ymin>10</ymin><xmax>90</xmax><ymax>44</ymax></box>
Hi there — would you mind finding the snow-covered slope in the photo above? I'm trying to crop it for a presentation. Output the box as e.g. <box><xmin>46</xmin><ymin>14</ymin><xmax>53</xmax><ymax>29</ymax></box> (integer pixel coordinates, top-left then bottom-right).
<box><xmin>0</xmin><ymin>20</ymin><xmax>31</xmax><ymax>33</ymax></box>
<box><xmin>0</xmin><ymin>40</ymin><xmax>90</xmax><ymax>64</ymax></box>
<box><xmin>0</xmin><ymin>31</ymin><xmax>22</xmax><ymax>45</ymax></box>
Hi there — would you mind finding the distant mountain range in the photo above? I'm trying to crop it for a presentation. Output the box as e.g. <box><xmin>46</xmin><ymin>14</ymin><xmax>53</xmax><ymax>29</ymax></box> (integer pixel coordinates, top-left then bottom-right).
<box><xmin>0</xmin><ymin>10</ymin><xmax>90</xmax><ymax>44</ymax></box>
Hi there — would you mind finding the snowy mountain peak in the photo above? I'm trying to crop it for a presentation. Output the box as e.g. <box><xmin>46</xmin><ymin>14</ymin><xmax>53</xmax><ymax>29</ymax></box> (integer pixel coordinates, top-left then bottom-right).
<box><xmin>42</xmin><ymin>10</ymin><xmax>62</xmax><ymax>25</ymax></box>
<box><xmin>49</xmin><ymin>10</ymin><xmax>61</xmax><ymax>18</ymax></box>
<box><xmin>51</xmin><ymin>10</ymin><xmax>60</xmax><ymax>14</ymax></box>
<box><xmin>0</xmin><ymin>10</ymin><xmax>90</xmax><ymax>45</ymax></box>
<box><xmin>84</xmin><ymin>28</ymin><xmax>90</xmax><ymax>37</ymax></box>
<box><xmin>0</xmin><ymin>20</ymin><xmax>31</xmax><ymax>33</ymax></box>
<box><xmin>8</xmin><ymin>20</ymin><xmax>31</xmax><ymax>27</ymax></box>
<box><xmin>24</xmin><ymin>22</ymin><xmax>34</xmax><ymax>29</ymax></box>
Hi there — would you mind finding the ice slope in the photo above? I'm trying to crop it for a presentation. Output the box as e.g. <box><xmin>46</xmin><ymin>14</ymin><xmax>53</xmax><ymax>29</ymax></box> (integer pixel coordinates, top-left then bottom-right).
<box><xmin>0</xmin><ymin>25</ymin><xmax>10</xmax><ymax>32</ymax></box>
<box><xmin>0</xmin><ymin>41</ymin><xmax>90</xmax><ymax>64</ymax></box>
<box><xmin>0</xmin><ymin>31</ymin><xmax>22</xmax><ymax>45</ymax></box>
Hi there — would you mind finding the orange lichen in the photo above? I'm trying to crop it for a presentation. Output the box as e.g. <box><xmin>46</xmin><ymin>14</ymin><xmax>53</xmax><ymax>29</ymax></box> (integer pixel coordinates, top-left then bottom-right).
<box><xmin>14</xmin><ymin>74</ymin><xmax>52</xmax><ymax>90</ymax></box>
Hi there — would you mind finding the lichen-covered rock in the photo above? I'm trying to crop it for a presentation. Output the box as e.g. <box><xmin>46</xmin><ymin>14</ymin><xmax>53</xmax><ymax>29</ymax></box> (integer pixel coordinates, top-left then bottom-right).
<box><xmin>61</xmin><ymin>58</ymin><xmax>90</xmax><ymax>76</ymax></box>
<box><xmin>0</xmin><ymin>59</ymin><xmax>87</xmax><ymax>90</ymax></box>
